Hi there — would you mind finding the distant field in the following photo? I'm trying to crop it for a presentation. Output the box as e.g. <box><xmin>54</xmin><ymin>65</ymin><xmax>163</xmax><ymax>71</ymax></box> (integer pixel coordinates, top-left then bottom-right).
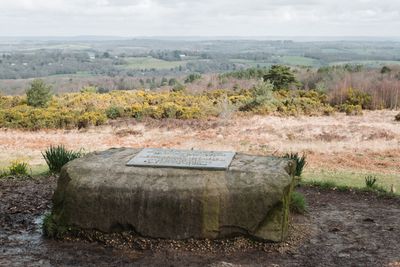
<box><xmin>20</xmin><ymin>44</ymin><xmax>92</xmax><ymax>51</ymax></box>
<box><xmin>46</xmin><ymin>71</ymin><xmax>94</xmax><ymax>78</ymax></box>
<box><xmin>230</xmin><ymin>55</ymin><xmax>319</xmax><ymax>67</ymax></box>
<box><xmin>330</xmin><ymin>60</ymin><xmax>400</xmax><ymax>66</ymax></box>
<box><xmin>321</xmin><ymin>48</ymin><xmax>344</xmax><ymax>53</ymax></box>
<box><xmin>124</xmin><ymin>57</ymin><xmax>187</xmax><ymax>70</ymax></box>
<box><xmin>279</xmin><ymin>56</ymin><xmax>319</xmax><ymax>66</ymax></box>
<box><xmin>229</xmin><ymin>59</ymin><xmax>272</xmax><ymax>68</ymax></box>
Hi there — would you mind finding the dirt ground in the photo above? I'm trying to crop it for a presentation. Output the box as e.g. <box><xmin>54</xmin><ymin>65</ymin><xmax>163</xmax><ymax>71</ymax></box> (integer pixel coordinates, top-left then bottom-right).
<box><xmin>1</xmin><ymin>177</ymin><xmax>399</xmax><ymax>267</ymax></box>
<box><xmin>1</xmin><ymin>110</ymin><xmax>399</xmax><ymax>176</ymax></box>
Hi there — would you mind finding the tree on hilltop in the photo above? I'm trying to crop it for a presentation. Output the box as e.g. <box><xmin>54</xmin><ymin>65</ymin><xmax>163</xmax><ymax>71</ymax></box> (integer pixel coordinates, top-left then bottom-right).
<box><xmin>263</xmin><ymin>65</ymin><xmax>300</xmax><ymax>90</ymax></box>
<box><xmin>26</xmin><ymin>79</ymin><xmax>53</xmax><ymax>107</ymax></box>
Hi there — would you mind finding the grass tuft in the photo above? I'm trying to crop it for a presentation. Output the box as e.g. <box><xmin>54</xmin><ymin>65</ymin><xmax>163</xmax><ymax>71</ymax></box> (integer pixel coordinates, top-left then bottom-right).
<box><xmin>283</xmin><ymin>152</ymin><xmax>307</xmax><ymax>177</ymax></box>
<box><xmin>365</xmin><ymin>175</ymin><xmax>377</xmax><ymax>188</ymax></box>
<box><xmin>42</xmin><ymin>145</ymin><xmax>83</xmax><ymax>174</ymax></box>
<box><xmin>0</xmin><ymin>169</ymin><xmax>8</xmax><ymax>178</ymax></box>
<box><xmin>8</xmin><ymin>160</ymin><xmax>29</xmax><ymax>176</ymax></box>
<box><xmin>0</xmin><ymin>160</ymin><xmax>30</xmax><ymax>178</ymax></box>
<box><xmin>42</xmin><ymin>213</ymin><xmax>57</xmax><ymax>238</ymax></box>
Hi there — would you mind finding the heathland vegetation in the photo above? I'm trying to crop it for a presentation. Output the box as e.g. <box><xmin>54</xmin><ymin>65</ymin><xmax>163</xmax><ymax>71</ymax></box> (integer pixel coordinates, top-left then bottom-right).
<box><xmin>2</xmin><ymin>62</ymin><xmax>399</xmax><ymax>130</ymax></box>
<box><xmin>1</xmin><ymin>39</ymin><xmax>399</xmax><ymax>130</ymax></box>
<box><xmin>0</xmin><ymin>85</ymin><xmax>331</xmax><ymax>130</ymax></box>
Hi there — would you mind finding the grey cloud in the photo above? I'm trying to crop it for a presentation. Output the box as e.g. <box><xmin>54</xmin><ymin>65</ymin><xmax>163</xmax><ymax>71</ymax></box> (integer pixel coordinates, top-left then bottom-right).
<box><xmin>0</xmin><ymin>0</ymin><xmax>399</xmax><ymax>36</ymax></box>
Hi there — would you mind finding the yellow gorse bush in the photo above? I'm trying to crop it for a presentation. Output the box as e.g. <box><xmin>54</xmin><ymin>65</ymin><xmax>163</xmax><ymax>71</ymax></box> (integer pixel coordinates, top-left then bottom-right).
<box><xmin>0</xmin><ymin>90</ymin><xmax>251</xmax><ymax>130</ymax></box>
<box><xmin>0</xmin><ymin>88</ymin><xmax>331</xmax><ymax>130</ymax></box>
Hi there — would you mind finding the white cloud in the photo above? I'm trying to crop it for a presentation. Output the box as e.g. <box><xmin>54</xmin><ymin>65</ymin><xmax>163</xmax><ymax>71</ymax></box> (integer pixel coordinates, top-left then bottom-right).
<box><xmin>0</xmin><ymin>0</ymin><xmax>399</xmax><ymax>36</ymax></box>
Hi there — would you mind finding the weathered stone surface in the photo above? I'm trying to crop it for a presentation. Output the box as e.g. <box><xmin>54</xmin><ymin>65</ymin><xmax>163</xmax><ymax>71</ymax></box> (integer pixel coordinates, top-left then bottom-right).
<box><xmin>51</xmin><ymin>148</ymin><xmax>295</xmax><ymax>242</ymax></box>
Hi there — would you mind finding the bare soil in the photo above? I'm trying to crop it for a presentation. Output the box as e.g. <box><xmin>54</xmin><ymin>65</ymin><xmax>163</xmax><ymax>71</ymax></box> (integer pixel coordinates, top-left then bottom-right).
<box><xmin>1</xmin><ymin>177</ymin><xmax>399</xmax><ymax>267</ymax></box>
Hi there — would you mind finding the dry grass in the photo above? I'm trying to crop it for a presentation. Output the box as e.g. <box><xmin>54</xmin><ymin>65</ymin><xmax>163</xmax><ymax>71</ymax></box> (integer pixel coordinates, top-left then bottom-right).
<box><xmin>1</xmin><ymin>110</ymin><xmax>399</xmax><ymax>178</ymax></box>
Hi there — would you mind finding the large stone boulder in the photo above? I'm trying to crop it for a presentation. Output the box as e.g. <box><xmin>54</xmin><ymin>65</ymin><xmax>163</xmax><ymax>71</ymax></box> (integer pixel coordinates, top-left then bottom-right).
<box><xmin>50</xmin><ymin>148</ymin><xmax>295</xmax><ymax>242</ymax></box>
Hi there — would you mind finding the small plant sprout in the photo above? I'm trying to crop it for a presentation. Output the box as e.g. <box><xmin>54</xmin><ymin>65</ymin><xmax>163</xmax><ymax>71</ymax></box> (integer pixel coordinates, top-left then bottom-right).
<box><xmin>8</xmin><ymin>160</ymin><xmax>29</xmax><ymax>176</ymax></box>
<box><xmin>365</xmin><ymin>175</ymin><xmax>377</xmax><ymax>188</ymax></box>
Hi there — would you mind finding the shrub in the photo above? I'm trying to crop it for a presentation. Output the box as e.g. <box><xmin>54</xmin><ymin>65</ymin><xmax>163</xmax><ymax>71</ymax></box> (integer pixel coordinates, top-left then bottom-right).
<box><xmin>184</xmin><ymin>73</ymin><xmax>202</xmax><ymax>83</ymax></box>
<box><xmin>339</xmin><ymin>104</ymin><xmax>362</xmax><ymax>115</ymax></box>
<box><xmin>42</xmin><ymin>145</ymin><xmax>83</xmax><ymax>174</ymax></box>
<box><xmin>251</xmin><ymin>81</ymin><xmax>275</xmax><ymax>105</ymax></box>
<box><xmin>0</xmin><ymin>89</ymin><xmax>338</xmax><ymax>130</ymax></box>
<box><xmin>263</xmin><ymin>65</ymin><xmax>300</xmax><ymax>90</ymax></box>
<box><xmin>105</xmin><ymin>106</ymin><xmax>123</xmax><ymax>119</ymax></box>
<box><xmin>171</xmin><ymin>83</ymin><xmax>185</xmax><ymax>92</ymax></box>
<box><xmin>345</xmin><ymin>88</ymin><xmax>372</xmax><ymax>109</ymax></box>
<box><xmin>322</xmin><ymin>105</ymin><xmax>335</xmax><ymax>116</ymax></box>
<box><xmin>26</xmin><ymin>79</ymin><xmax>53</xmax><ymax>107</ymax></box>
<box><xmin>168</xmin><ymin>78</ymin><xmax>178</xmax><ymax>86</ymax></box>
<box><xmin>130</xmin><ymin>103</ymin><xmax>144</xmax><ymax>119</ymax></box>
<box><xmin>80</xmin><ymin>86</ymin><xmax>97</xmax><ymax>94</ymax></box>
<box><xmin>161</xmin><ymin>102</ymin><xmax>183</xmax><ymax>118</ymax></box>
<box><xmin>97</xmin><ymin>87</ymin><xmax>109</xmax><ymax>94</ymax></box>
<box><xmin>290</xmin><ymin>191</ymin><xmax>307</xmax><ymax>214</ymax></box>
<box><xmin>283</xmin><ymin>153</ymin><xmax>307</xmax><ymax>177</ymax></box>
<box><xmin>395</xmin><ymin>113</ymin><xmax>400</xmax><ymax>121</ymax></box>
<box><xmin>8</xmin><ymin>160</ymin><xmax>29</xmax><ymax>176</ymax></box>
<box><xmin>240</xmin><ymin>81</ymin><xmax>275</xmax><ymax>112</ymax></box>
<box><xmin>381</xmin><ymin>66</ymin><xmax>391</xmax><ymax>74</ymax></box>
<box><xmin>365</xmin><ymin>175</ymin><xmax>377</xmax><ymax>188</ymax></box>
<box><xmin>220</xmin><ymin>67</ymin><xmax>268</xmax><ymax>80</ymax></box>
<box><xmin>77</xmin><ymin>112</ymin><xmax>107</xmax><ymax>129</ymax></box>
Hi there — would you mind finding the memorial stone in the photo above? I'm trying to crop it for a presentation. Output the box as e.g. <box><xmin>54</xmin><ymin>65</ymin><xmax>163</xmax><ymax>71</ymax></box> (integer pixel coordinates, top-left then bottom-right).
<box><xmin>50</xmin><ymin>148</ymin><xmax>295</xmax><ymax>242</ymax></box>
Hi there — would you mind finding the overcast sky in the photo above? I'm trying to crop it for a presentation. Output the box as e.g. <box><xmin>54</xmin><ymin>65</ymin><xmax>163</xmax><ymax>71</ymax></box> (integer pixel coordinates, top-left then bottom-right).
<box><xmin>1</xmin><ymin>0</ymin><xmax>399</xmax><ymax>37</ymax></box>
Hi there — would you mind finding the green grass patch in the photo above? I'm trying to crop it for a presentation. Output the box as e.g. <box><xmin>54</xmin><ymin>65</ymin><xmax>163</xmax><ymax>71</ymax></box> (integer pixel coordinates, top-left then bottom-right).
<box><xmin>290</xmin><ymin>191</ymin><xmax>307</xmax><ymax>214</ymax></box>
<box><xmin>303</xmin><ymin>169</ymin><xmax>399</xmax><ymax>194</ymax></box>
<box><xmin>280</xmin><ymin>56</ymin><xmax>319</xmax><ymax>66</ymax></box>
<box><xmin>124</xmin><ymin>57</ymin><xmax>186</xmax><ymax>70</ymax></box>
<box><xmin>303</xmin><ymin>180</ymin><xmax>397</xmax><ymax>198</ymax></box>
<box><xmin>302</xmin><ymin>170</ymin><xmax>400</xmax><ymax>196</ymax></box>
<box><xmin>0</xmin><ymin>162</ymin><xmax>51</xmax><ymax>179</ymax></box>
<box><xmin>30</xmin><ymin>164</ymin><xmax>50</xmax><ymax>176</ymax></box>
